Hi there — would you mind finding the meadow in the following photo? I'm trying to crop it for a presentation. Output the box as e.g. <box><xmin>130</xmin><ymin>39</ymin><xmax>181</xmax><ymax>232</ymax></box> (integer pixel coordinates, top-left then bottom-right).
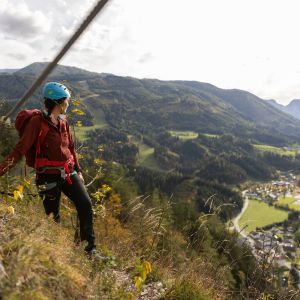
<box><xmin>239</xmin><ymin>200</ymin><xmax>289</xmax><ymax>233</ymax></box>
<box><xmin>128</xmin><ymin>136</ymin><xmax>163</xmax><ymax>171</ymax></box>
<box><xmin>168</xmin><ymin>130</ymin><xmax>198</xmax><ymax>140</ymax></box>
<box><xmin>75</xmin><ymin>121</ymin><xmax>107</xmax><ymax>141</ymax></box>
<box><xmin>253</xmin><ymin>144</ymin><xmax>297</xmax><ymax>157</ymax></box>
<box><xmin>168</xmin><ymin>130</ymin><xmax>220</xmax><ymax>139</ymax></box>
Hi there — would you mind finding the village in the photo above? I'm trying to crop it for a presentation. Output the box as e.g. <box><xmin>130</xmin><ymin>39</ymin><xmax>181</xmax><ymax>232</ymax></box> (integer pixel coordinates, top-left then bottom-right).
<box><xmin>243</xmin><ymin>171</ymin><xmax>300</xmax><ymax>288</ymax></box>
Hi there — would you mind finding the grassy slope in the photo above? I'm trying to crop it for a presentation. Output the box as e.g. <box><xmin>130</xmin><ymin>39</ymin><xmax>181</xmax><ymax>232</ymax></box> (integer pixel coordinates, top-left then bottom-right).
<box><xmin>0</xmin><ymin>201</ymin><xmax>102</xmax><ymax>299</ymax></box>
<box><xmin>0</xmin><ymin>198</ymin><xmax>152</xmax><ymax>300</ymax></box>
<box><xmin>75</xmin><ymin>113</ymin><xmax>107</xmax><ymax>141</ymax></box>
<box><xmin>0</xmin><ymin>191</ymin><xmax>220</xmax><ymax>299</ymax></box>
<box><xmin>128</xmin><ymin>136</ymin><xmax>163</xmax><ymax>171</ymax></box>
<box><xmin>74</xmin><ymin>94</ymin><xmax>108</xmax><ymax>141</ymax></box>
<box><xmin>239</xmin><ymin>200</ymin><xmax>289</xmax><ymax>232</ymax></box>
<box><xmin>136</xmin><ymin>143</ymin><xmax>157</xmax><ymax>169</ymax></box>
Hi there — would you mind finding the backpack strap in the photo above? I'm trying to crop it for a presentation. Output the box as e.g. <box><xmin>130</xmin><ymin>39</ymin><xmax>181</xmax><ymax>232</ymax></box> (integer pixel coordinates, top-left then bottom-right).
<box><xmin>36</xmin><ymin>120</ymin><xmax>50</xmax><ymax>155</ymax></box>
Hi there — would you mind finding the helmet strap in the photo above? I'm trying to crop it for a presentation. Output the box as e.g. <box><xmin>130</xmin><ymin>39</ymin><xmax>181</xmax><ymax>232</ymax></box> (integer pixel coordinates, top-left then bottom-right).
<box><xmin>59</xmin><ymin>103</ymin><xmax>66</xmax><ymax>114</ymax></box>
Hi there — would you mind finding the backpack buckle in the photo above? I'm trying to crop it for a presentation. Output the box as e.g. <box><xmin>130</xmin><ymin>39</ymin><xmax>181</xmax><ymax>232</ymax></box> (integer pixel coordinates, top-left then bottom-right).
<box><xmin>37</xmin><ymin>181</ymin><xmax>57</xmax><ymax>192</ymax></box>
<box><xmin>61</xmin><ymin>168</ymin><xmax>66</xmax><ymax>180</ymax></box>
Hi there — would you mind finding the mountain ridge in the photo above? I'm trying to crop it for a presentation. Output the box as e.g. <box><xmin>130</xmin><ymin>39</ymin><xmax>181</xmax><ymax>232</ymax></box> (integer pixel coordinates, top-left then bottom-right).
<box><xmin>1</xmin><ymin>62</ymin><xmax>300</xmax><ymax>142</ymax></box>
<box><xmin>266</xmin><ymin>98</ymin><xmax>300</xmax><ymax>120</ymax></box>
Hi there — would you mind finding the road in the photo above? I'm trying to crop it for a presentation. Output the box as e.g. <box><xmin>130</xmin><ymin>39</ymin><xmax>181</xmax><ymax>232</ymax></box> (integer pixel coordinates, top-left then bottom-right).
<box><xmin>232</xmin><ymin>190</ymin><xmax>249</xmax><ymax>239</ymax></box>
<box><xmin>231</xmin><ymin>191</ymin><xmax>293</xmax><ymax>277</ymax></box>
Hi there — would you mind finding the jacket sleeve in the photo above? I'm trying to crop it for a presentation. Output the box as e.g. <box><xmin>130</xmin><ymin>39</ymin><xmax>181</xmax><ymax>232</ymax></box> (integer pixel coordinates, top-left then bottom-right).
<box><xmin>67</xmin><ymin>123</ymin><xmax>81</xmax><ymax>173</ymax></box>
<box><xmin>0</xmin><ymin>116</ymin><xmax>42</xmax><ymax>176</ymax></box>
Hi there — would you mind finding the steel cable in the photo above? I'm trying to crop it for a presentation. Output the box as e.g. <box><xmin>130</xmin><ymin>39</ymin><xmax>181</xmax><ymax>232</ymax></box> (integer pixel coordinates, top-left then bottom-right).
<box><xmin>2</xmin><ymin>0</ymin><xmax>111</xmax><ymax>121</ymax></box>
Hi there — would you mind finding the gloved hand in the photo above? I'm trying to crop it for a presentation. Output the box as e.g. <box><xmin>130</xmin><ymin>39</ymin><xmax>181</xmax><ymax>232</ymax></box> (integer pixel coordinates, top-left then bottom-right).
<box><xmin>78</xmin><ymin>172</ymin><xmax>84</xmax><ymax>184</ymax></box>
<box><xmin>0</xmin><ymin>116</ymin><xmax>11</xmax><ymax>125</ymax></box>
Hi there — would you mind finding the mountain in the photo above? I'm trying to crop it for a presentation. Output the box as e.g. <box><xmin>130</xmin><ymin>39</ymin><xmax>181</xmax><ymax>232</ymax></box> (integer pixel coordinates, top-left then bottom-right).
<box><xmin>16</xmin><ymin>62</ymin><xmax>100</xmax><ymax>79</ymax></box>
<box><xmin>0</xmin><ymin>68</ymin><xmax>19</xmax><ymax>74</ymax></box>
<box><xmin>265</xmin><ymin>99</ymin><xmax>286</xmax><ymax>111</ymax></box>
<box><xmin>286</xmin><ymin>99</ymin><xmax>300</xmax><ymax>119</ymax></box>
<box><xmin>1</xmin><ymin>62</ymin><xmax>300</xmax><ymax>143</ymax></box>
<box><xmin>266</xmin><ymin>98</ymin><xmax>300</xmax><ymax>120</ymax></box>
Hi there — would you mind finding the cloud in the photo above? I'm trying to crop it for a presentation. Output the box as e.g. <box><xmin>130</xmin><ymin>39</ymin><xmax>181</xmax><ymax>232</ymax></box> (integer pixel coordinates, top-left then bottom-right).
<box><xmin>6</xmin><ymin>52</ymin><xmax>27</xmax><ymax>61</ymax></box>
<box><xmin>2</xmin><ymin>0</ymin><xmax>300</xmax><ymax>105</ymax></box>
<box><xmin>0</xmin><ymin>38</ymin><xmax>35</xmax><ymax>67</ymax></box>
<box><xmin>0</xmin><ymin>1</ymin><xmax>51</xmax><ymax>39</ymax></box>
<box><xmin>138</xmin><ymin>52</ymin><xmax>154</xmax><ymax>64</ymax></box>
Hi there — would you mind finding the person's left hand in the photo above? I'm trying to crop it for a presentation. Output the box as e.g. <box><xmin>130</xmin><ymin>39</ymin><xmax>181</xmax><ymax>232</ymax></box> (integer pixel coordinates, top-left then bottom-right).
<box><xmin>78</xmin><ymin>172</ymin><xmax>84</xmax><ymax>184</ymax></box>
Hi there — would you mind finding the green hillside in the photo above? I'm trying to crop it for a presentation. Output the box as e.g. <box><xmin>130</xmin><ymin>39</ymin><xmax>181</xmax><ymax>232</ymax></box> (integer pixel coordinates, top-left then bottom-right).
<box><xmin>3</xmin><ymin>63</ymin><xmax>300</xmax><ymax>190</ymax></box>
<box><xmin>0</xmin><ymin>63</ymin><xmax>298</xmax><ymax>298</ymax></box>
<box><xmin>2</xmin><ymin>62</ymin><xmax>300</xmax><ymax>144</ymax></box>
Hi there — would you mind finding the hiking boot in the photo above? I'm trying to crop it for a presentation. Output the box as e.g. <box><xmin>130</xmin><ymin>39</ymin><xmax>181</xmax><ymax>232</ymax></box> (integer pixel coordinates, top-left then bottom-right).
<box><xmin>86</xmin><ymin>248</ymin><xmax>109</xmax><ymax>262</ymax></box>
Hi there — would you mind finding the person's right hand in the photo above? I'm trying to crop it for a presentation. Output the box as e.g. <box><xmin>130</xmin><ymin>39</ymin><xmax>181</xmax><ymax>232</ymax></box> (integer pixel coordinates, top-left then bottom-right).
<box><xmin>78</xmin><ymin>172</ymin><xmax>85</xmax><ymax>184</ymax></box>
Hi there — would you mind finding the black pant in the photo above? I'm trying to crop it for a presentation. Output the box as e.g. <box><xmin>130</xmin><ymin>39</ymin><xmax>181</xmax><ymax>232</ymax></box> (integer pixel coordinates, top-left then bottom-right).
<box><xmin>36</xmin><ymin>173</ymin><xmax>96</xmax><ymax>251</ymax></box>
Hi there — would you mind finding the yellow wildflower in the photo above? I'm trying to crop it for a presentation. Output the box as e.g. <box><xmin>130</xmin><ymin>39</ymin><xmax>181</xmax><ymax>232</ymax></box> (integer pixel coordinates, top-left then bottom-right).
<box><xmin>6</xmin><ymin>206</ymin><xmax>15</xmax><ymax>215</ymax></box>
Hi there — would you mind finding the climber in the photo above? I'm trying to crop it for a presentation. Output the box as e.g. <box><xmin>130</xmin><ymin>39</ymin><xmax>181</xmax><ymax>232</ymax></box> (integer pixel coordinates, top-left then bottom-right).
<box><xmin>0</xmin><ymin>82</ymin><xmax>98</xmax><ymax>257</ymax></box>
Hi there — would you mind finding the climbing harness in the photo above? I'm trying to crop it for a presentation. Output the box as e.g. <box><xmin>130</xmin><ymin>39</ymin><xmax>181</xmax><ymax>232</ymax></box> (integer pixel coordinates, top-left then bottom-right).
<box><xmin>36</xmin><ymin>170</ymin><xmax>77</xmax><ymax>193</ymax></box>
<box><xmin>35</xmin><ymin>157</ymin><xmax>75</xmax><ymax>185</ymax></box>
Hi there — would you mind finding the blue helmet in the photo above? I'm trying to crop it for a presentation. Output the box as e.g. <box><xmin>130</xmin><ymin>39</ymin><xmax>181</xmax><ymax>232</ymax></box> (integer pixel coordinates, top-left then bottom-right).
<box><xmin>42</xmin><ymin>82</ymin><xmax>71</xmax><ymax>100</ymax></box>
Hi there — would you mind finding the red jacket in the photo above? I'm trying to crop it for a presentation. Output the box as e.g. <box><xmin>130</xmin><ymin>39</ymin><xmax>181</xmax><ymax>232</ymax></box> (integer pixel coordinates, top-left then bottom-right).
<box><xmin>0</xmin><ymin>112</ymin><xmax>81</xmax><ymax>176</ymax></box>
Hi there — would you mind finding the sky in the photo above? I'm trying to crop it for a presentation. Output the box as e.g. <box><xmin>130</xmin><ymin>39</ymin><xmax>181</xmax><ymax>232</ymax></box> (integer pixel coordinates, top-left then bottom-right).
<box><xmin>1</xmin><ymin>0</ymin><xmax>300</xmax><ymax>105</ymax></box>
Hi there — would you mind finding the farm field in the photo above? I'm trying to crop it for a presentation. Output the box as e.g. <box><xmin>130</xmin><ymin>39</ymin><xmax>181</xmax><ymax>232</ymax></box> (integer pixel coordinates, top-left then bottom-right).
<box><xmin>168</xmin><ymin>130</ymin><xmax>198</xmax><ymax>140</ymax></box>
<box><xmin>202</xmin><ymin>133</ymin><xmax>219</xmax><ymax>138</ymax></box>
<box><xmin>253</xmin><ymin>144</ymin><xmax>297</xmax><ymax>156</ymax></box>
<box><xmin>239</xmin><ymin>200</ymin><xmax>289</xmax><ymax>233</ymax></box>
<box><xmin>277</xmin><ymin>196</ymin><xmax>300</xmax><ymax>212</ymax></box>
<box><xmin>168</xmin><ymin>130</ymin><xmax>220</xmax><ymax>140</ymax></box>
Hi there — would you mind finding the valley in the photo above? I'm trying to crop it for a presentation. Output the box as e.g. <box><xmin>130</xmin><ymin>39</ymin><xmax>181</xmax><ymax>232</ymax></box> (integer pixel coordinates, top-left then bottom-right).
<box><xmin>2</xmin><ymin>63</ymin><xmax>300</xmax><ymax>297</ymax></box>
<box><xmin>236</xmin><ymin>171</ymin><xmax>300</xmax><ymax>288</ymax></box>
